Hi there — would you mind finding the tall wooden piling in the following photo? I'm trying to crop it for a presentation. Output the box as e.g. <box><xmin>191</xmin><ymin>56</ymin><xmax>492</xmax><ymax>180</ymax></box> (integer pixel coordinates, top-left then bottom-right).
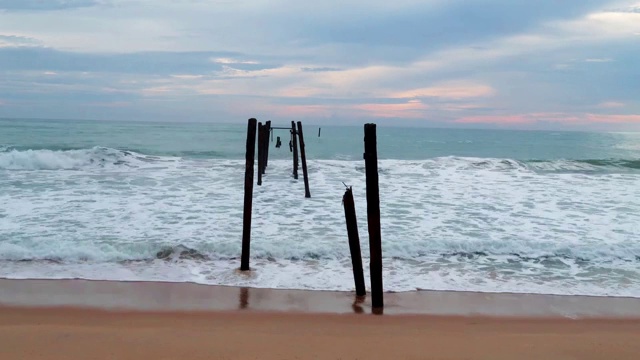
<box><xmin>343</xmin><ymin>187</ymin><xmax>366</xmax><ymax>296</ymax></box>
<box><xmin>297</xmin><ymin>121</ymin><xmax>311</xmax><ymax>198</ymax></box>
<box><xmin>257</xmin><ymin>122</ymin><xmax>263</xmax><ymax>186</ymax></box>
<box><xmin>291</xmin><ymin>121</ymin><xmax>299</xmax><ymax>180</ymax></box>
<box><xmin>264</xmin><ymin>120</ymin><xmax>271</xmax><ymax>172</ymax></box>
<box><xmin>318</xmin><ymin>127</ymin><xmax>321</xmax><ymax>137</ymax></box>
<box><xmin>364</xmin><ymin>123</ymin><xmax>383</xmax><ymax>308</ymax></box>
<box><xmin>241</xmin><ymin>118</ymin><xmax>257</xmax><ymax>271</ymax></box>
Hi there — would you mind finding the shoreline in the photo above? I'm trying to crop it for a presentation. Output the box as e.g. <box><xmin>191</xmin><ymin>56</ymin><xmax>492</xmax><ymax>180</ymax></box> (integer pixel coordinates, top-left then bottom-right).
<box><xmin>2</xmin><ymin>278</ymin><xmax>640</xmax><ymax>318</ymax></box>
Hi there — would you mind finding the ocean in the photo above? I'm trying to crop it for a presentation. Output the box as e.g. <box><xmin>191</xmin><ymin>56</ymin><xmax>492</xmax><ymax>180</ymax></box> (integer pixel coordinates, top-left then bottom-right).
<box><xmin>1</xmin><ymin>118</ymin><xmax>639</xmax><ymax>297</ymax></box>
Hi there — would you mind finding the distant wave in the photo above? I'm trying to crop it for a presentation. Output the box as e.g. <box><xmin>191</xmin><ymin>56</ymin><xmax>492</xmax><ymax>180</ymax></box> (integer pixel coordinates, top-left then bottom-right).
<box><xmin>527</xmin><ymin>158</ymin><xmax>640</xmax><ymax>171</ymax></box>
<box><xmin>0</xmin><ymin>147</ymin><xmax>177</xmax><ymax>170</ymax></box>
<box><xmin>425</xmin><ymin>156</ymin><xmax>640</xmax><ymax>172</ymax></box>
<box><xmin>1</xmin><ymin>146</ymin><xmax>639</xmax><ymax>172</ymax></box>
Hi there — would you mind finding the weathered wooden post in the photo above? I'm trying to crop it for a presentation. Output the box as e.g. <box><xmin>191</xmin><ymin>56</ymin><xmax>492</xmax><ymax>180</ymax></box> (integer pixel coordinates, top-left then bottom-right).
<box><xmin>297</xmin><ymin>121</ymin><xmax>311</xmax><ymax>198</ymax></box>
<box><xmin>241</xmin><ymin>118</ymin><xmax>257</xmax><ymax>271</ymax></box>
<box><xmin>318</xmin><ymin>127</ymin><xmax>321</xmax><ymax>137</ymax></box>
<box><xmin>257</xmin><ymin>122</ymin><xmax>263</xmax><ymax>186</ymax></box>
<box><xmin>264</xmin><ymin>120</ymin><xmax>271</xmax><ymax>172</ymax></box>
<box><xmin>291</xmin><ymin>121</ymin><xmax>299</xmax><ymax>180</ymax></box>
<box><xmin>343</xmin><ymin>187</ymin><xmax>366</xmax><ymax>296</ymax></box>
<box><xmin>364</xmin><ymin>123</ymin><xmax>383</xmax><ymax>308</ymax></box>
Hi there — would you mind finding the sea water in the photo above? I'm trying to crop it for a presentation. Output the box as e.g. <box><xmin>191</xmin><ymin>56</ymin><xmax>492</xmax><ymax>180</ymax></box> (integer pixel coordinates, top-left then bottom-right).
<box><xmin>1</xmin><ymin>118</ymin><xmax>639</xmax><ymax>297</ymax></box>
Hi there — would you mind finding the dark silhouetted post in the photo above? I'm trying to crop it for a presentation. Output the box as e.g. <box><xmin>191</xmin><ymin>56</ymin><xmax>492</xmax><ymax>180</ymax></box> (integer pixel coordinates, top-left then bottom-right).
<box><xmin>257</xmin><ymin>122</ymin><xmax>263</xmax><ymax>186</ymax></box>
<box><xmin>318</xmin><ymin>127</ymin><xmax>321</xmax><ymax>137</ymax></box>
<box><xmin>343</xmin><ymin>187</ymin><xmax>366</xmax><ymax>296</ymax></box>
<box><xmin>241</xmin><ymin>118</ymin><xmax>257</xmax><ymax>271</ymax></box>
<box><xmin>264</xmin><ymin>121</ymin><xmax>271</xmax><ymax>171</ymax></box>
<box><xmin>297</xmin><ymin>121</ymin><xmax>311</xmax><ymax>198</ymax></box>
<box><xmin>291</xmin><ymin>121</ymin><xmax>299</xmax><ymax>179</ymax></box>
<box><xmin>364</xmin><ymin>123</ymin><xmax>383</xmax><ymax>308</ymax></box>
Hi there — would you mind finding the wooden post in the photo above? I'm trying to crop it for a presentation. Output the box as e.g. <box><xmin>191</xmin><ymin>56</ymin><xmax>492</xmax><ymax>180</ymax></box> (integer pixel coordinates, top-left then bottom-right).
<box><xmin>318</xmin><ymin>127</ymin><xmax>321</xmax><ymax>137</ymax></box>
<box><xmin>291</xmin><ymin>121</ymin><xmax>299</xmax><ymax>180</ymax></box>
<box><xmin>343</xmin><ymin>187</ymin><xmax>366</xmax><ymax>296</ymax></box>
<box><xmin>257</xmin><ymin>122</ymin><xmax>263</xmax><ymax>186</ymax></box>
<box><xmin>241</xmin><ymin>118</ymin><xmax>257</xmax><ymax>271</ymax></box>
<box><xmin>297</xmin><ymin>121</ymin><xmax>311</xmax><ymax>198</ymax></box>
<box><xmin>264</xmin><ymin>120</ymin><xmax>271</xmax><ymax>172</ymax></box>
<box><xmin>364</xmin><ymin>123</ymin><xmax>383</xmax><ymax>308</ymax></box>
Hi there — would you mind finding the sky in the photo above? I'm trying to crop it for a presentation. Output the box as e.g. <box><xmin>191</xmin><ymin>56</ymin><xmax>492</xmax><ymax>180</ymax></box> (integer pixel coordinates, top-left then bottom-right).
<box><xmin>0</xmin><ymin>0</ymin><xmax>639</xmax><ymax>130</ymax></box>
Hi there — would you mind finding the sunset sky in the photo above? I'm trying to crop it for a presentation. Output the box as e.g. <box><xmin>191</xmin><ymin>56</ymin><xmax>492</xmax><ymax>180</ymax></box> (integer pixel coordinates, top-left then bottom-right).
<box><xmin>0</xmin><ymin>0</ymin><xmax>639</xmax><ymax>130</ymax></box>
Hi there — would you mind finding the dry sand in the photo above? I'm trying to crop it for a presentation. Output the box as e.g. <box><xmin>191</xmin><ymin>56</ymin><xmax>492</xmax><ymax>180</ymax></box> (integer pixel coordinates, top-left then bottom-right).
<box><xmin>1</xmin><ymin>279</ymin><xmax>640</xmax><ymax>359</ymax></box>
<box><xmin>2</xmin><ymin>307</ymin><xmax>640</xmax><ymax>360</ymax></box>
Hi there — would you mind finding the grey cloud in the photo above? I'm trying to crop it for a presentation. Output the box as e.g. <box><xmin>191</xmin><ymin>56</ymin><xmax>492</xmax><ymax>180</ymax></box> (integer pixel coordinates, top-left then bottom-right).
<box><xmin>300</xmin><ymin>67</ymin><xmax>342</xmax><ymax>72</ymax></box>
<box><xmin>0</xmin><ymin>0</ymin><xmax>104</xmax><ymax>11</ymax></box>
<box><xmin>0</xmin><ymin>34</ymin><xmax>42</xmax><ymax>46</ymax></box>
<box><xmin>284</xmin><ymin>0</ymin><xmax>607</xmax><ymax>49</ymax></box>
<box><xmin>0</xmin><ymin>48</ymin><xmax>281</xmax><ymax>75</ymax></box>
<box><xmin>0</xmin><ymin>0</ymin><xmax>638</xmax><ymax>130</ymax></box>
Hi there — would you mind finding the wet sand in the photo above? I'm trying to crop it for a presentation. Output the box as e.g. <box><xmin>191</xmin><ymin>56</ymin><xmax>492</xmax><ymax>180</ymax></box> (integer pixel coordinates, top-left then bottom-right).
<box><xmin>3</xmin><ymin>278</ymin><xmax>640</xmax><ymax>317</ymax></box>
<box><xmin>2</xmin><ymin>279</ymin><xmax>640</xmax><ymax>359</ymax></box>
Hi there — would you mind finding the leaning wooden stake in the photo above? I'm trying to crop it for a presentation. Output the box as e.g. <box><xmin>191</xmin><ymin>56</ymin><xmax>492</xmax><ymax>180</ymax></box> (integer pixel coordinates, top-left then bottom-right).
<box><xmin>264</xmin><ymin>120</ymin><xmax>271</xmax><ymax>172</ymax></box>
<box><xmin>257</xmin><ymin>122</ymin><xmax>263</xmax><ymax>186</ymax></box>
<box><xmin>297</xmin><ymin>121</ymin><xmax>311</xmax><ymax>198</ymax></box>
<box><xmin>291</xmin><ymin>121</ymin><xmax>299</xmax><ymax>179</ymax></box>
<box><xmin>241</xmin><ymin>118</ymin><xmax>257</xmax><ymax>271</ymax></box>
<box><xmin>364</xmin><ymin>123</ymin><xmax>383</xmax><ymax>308</ymax></box>
<box><xmin>343</xmin><ymin>187</ymin><xmax>366</xmax><ymax>296</ymax></box>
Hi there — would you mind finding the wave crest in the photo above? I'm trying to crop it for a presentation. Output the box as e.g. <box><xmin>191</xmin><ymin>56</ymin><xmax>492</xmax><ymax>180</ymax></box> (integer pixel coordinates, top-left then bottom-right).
<box><xmin>0</xmin><ymin>147</ymin><xmax>166</xmax><ymax>170</ymax></box>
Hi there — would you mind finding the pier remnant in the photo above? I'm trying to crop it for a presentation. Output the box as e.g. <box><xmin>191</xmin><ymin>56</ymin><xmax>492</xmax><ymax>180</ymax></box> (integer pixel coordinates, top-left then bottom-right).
<box><xmin>257</xmin><ymin>122</ymin><xmax>264</xmax><ymax>186</ymax></box>
<box><xmin>291</xmin><ymin>121</ymin><xmax>299</xmax><ymax>180</ymax></box>
<box><xmin>264</xmin><ymin>120</ymin><xmax>271</xmax><ymax>172</ymax></box>
<box><xmin>343</xmin><ymin>187</ymin><xmax>366</xmax><ymax>296</ymax></box>
<box><xmin>297</xmin><ymin>121</ymin><xmax>311</xmax><ymax>198</ymax></box>
<box><xmin>364</xmin><ymin>123</ymin><xmax>383</xmax><ymax>308</ymax></box>
<box><xmin>318</xmin><ymin>127</ymin><xmax>321</xmax><ymax>137</ymax></box>
<box><xmin>241</xmin><ymin>118</ymin><xmax>257</xmax><ymax>271</ymax></box>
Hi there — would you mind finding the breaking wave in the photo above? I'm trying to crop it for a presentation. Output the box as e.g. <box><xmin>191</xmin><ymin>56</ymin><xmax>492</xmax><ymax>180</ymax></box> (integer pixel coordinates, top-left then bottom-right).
<box><xmin>1</xmin><ymin>146</ymin><xmax>638</xmax><ymax>173</ymax></box>
<box><xmin>0</xmin><ymin>147</ymin><xmax>177</xmax><ymax>170</ymax></box>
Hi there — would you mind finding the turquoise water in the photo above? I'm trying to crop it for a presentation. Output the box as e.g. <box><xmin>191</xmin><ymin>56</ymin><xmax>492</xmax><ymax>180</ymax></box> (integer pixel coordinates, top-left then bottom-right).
<box><xmin>1</xmin><ymin>118</ymin><xmax>639</xmax><ymax>296</ymax></box>
<box><xmin>2</xmin><ymin>118</ymin><xmax>640</xmax><ymax>162</ymax></box>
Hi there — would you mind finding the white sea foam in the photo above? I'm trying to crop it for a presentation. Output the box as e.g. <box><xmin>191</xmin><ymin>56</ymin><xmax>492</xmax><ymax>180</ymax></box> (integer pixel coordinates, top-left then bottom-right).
<box><xmin>0</xmin><ymin>147</ymin><xmax>149</xmax><ymax>170</ymax></box>
<box><xmin>1</xmin><ymin>150</ymin><xmax>639</xmax><ymax>296</ymax></box>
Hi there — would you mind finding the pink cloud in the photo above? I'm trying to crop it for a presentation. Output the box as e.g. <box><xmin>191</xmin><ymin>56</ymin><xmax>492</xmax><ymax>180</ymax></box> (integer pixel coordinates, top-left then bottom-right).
<box><xmin>455</xmin><ymin>115</ymin><xmax>533</xmax><ymax>124</ymax></box>
<box><xmin>272</xmin><ymin>105</ymin><xmax>334</xmax><ymax>117</ymax></box>
<box><xmin>392</xmin><ymin>83</ymin><xmax>495</xmax><ymax>99</ymax></box>
<box><xmin>456</xmin><ymin>113</ymin><xmax>640</xmax><ymax>125</ymax></box>
<box><xmin>586</xmin><ymin>114</ymin><xmax>640</xmax><ymax>123</ymax></box>
<box><xmin>234</xmin><ymin>102</ymin><xmax>334</xmax><ymax>118</ymax></box>
<box><xmin>232</xmin><ymin>99</ymin><xmax>430</xmax><ymax>120</ymax></box>
<box><xmin>597</xmin><ymin>101</ymin><xmax>625</xmax><ymax>109</ymax></box>
<box><xmin>353</xmin><ymin>100</ymin><xmax>429</xmax><ymax>118</ymax></box>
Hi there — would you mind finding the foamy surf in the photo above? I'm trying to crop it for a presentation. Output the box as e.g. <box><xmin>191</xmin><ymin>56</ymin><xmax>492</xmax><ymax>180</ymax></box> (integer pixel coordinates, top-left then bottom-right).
<box><xmin>1</xmin><ymin>145</ymin><xmax>639</xmax><ymax>297</ymax></box>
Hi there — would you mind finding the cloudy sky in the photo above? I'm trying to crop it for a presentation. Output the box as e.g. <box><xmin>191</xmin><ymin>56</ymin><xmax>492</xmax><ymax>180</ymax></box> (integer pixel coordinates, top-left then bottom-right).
<box><xmin>0</xmin><ymin>0</ymin><xmax>638</xmax><ymax>130</ymax></box>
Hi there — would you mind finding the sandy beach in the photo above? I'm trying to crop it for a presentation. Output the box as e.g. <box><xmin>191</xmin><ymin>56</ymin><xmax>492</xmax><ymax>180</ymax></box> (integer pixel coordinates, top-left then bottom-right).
<box><xmin>1</xmin><ymin>279</ymin><xmax>640</xmax><ymax>359</ymax></box>
<box><xmin>2</xmin><ymin>306</ymin><xmax>640</xmax><ymax>360</ymax></box>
